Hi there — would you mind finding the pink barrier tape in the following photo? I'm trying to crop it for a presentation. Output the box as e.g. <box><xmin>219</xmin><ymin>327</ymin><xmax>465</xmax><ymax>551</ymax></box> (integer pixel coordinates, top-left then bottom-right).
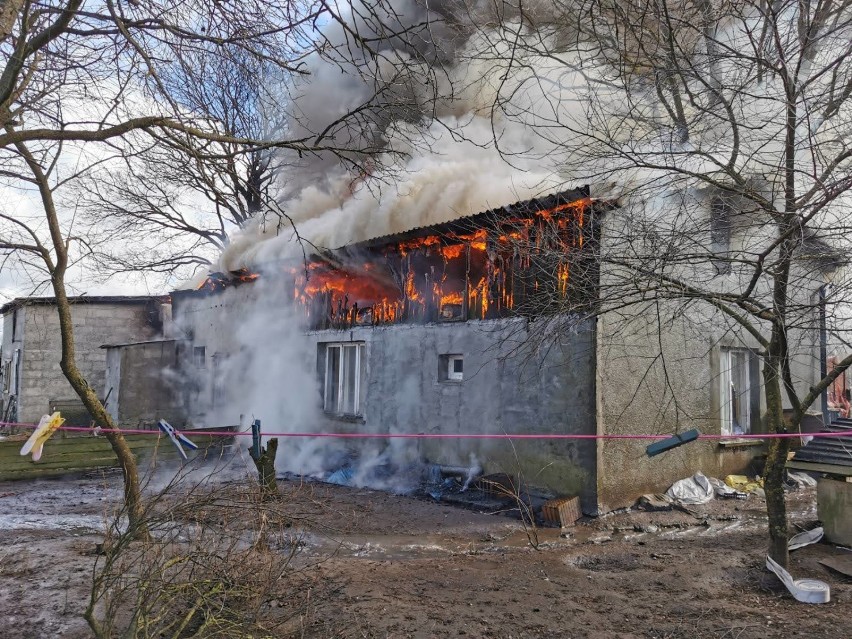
<box><xmin>1</xmin><ymin>421</ymin><xmax>850</xmax><ymax>440</ymax></box>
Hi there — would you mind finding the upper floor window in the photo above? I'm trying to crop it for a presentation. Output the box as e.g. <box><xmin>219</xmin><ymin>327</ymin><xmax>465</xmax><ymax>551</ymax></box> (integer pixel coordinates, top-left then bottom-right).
<box><xmin>322</xmin><ymin>342</ymin><xmax>365</xmax><ymax>417</ymax></box>
<box><xmin>710</xmin><ymin>197</ymin><xmax>733</xmax><ymax>275</ymax></box>
<box><xmin>193</xmin><ymin>346</ymin><xmax>206</xmax><ymax>368</ymax></box>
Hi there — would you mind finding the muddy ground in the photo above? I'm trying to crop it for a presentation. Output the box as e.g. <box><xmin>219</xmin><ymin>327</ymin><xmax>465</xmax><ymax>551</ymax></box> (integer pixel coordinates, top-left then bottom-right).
<box><xmin>0</xmin><ymin>469</ymin><xmax>849</xmax><ymax>639</ymax></box>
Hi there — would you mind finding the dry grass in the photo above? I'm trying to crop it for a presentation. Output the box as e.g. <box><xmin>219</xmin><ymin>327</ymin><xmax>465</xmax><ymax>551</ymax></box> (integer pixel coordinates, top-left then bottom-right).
<box><xmin>85</xmin><ymin>463</ymin><xmax>343</xmax><ymax>639</ymax></box>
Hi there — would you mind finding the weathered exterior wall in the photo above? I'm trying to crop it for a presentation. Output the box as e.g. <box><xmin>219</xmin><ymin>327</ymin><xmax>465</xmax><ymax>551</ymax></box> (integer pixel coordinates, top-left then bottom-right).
<box><xmin>104</xmin><ymin>340</ymin><xmax>185</xmax><ymax>427</ymax></box>
<box><xmin>593</xmin><ymin>201</ymin><xmax>821</xmax><ymax>511</ymax></box>
<box><xmin>817</xmin><ymin>478</ymin><xmax>852</xmax><ymax>546</ymax></box>
<box><xmin>10</xmin><ymin>302</ymin><xmax>159</xmax><ymax>424</ymax></box>
<box><xmin>305</xmin><ymin>318</ymin><xmax>599</xmax><ymax>510</ymax></box>
<box><xmin>170</xmin><ymin>283</ymin><xmax>258</xmax><ymax>428</ymax></box>
<box><xmin>594</xmin><ymin>304</ymin><xmax>768</xmax><ymax>510</ymax></box>
<box><xmin>172</xmin><ymin>284</ymin><xmax>599</xmax><ymax>510</ymax></box>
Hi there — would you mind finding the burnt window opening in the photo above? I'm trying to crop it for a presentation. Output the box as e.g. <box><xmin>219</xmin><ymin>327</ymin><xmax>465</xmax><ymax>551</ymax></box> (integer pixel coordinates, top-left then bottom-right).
<box><xmin>193</xmin><ymin>346</ymin><xmax>206</xmax><ymax>368</ymax></box>
<box><xmin>321</xmin><ymin>342</ymin><xmax>366</xmax><ymax>417</ymax></box>
<box><xmin>290</xmin><ymin>197</ymin><xmax>600</xmax><ymax>331</ymax></box>
<box><xmin>440</xmin><ymin>354</ymin><xmax>464</xmax><ymax>382</ymax></box>
<box><xmin>711</xmin><ymin>198</ymin><xmax>733</xmax><ymax>275</ymax></box>
<box><xmin>11</xmin><ymin>309</ymin><xmax>17</xmax><ymax>341</ymax></box>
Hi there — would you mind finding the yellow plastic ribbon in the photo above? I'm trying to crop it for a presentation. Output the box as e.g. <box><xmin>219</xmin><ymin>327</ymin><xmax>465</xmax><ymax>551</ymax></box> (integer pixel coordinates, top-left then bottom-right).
<box><xmin>20</xmin><ymin>412</ymin><xmax>65</xmax><ymax>461</ymax></box>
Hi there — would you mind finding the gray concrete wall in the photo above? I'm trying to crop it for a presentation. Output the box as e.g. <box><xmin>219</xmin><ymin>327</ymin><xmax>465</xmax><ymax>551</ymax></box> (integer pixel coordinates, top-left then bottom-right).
<box><xmin>172</xmin><ymin>284</ymin><xmax>598</xmax><ymax>510</ymax></box>
<box><xmin>305</xmin><ymin>318</ymin><xmax>599</xmax><ymax>510</ymax></box>
<box><xmin>593</xmin><ymin>201</ymin><xmax>821</xmax><ymax>510</ymax></box>
<box><xmin>11</xmin><ymin>303</ymin><xmax>159</xmax><ymax>424</ymax></box>
<box><xmin>594</xmin><ymin>302</ymin><xmax>768</xmax><ymax>511</ymax></box>
<box><xmin>104</xmin><ymin>340</ymin><xmax>185</xmax><ymax>427</ymax></box>
<box><xmin>817</xmin><ymin>478</ymin><xmax>852</xmax><ymax>546</ymax></box>
<box><xmin>170</xmin><ymin>284</ymin><xmax>258</xmax><ymax>428</ymax></box>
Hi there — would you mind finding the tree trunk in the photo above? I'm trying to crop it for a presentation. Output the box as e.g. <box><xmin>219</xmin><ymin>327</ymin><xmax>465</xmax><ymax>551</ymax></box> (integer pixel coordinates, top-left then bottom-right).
<box><xmin>249</xmin><ymin>437</ymin><xmax>280</xmax><ymax>501</ymax></box>
<box><xmin>762</xmin><ymin>356</ymin><xmax>789</xmax><ymax>568</ymax></box>
<box><xmin>52</xmin><ymin>283</ymin><xmax>149</xmax><ymax>539</ymax></box>
<box><xmin>13</xmin><ymin>135</ymin><xmax>149</xmax><ymax>541</ymax></box>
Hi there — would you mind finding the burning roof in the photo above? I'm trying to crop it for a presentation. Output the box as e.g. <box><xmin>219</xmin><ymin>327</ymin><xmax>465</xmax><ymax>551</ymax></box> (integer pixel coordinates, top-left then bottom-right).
<box><xmin>187</xmin><ymin>187</ymin><xmax>611</xmax><ymax>330</ymax></box>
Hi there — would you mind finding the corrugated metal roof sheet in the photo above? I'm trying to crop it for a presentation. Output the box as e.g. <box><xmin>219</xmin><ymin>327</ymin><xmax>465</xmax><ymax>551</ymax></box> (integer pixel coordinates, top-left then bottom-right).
<box><xmin>791</xmin><ymin>418</ymin><xmax>852</xmax><ymax>468</ymax></box>
<box><xmin>344</xmin><ymin>186</ymin><xmax>593</xmax><ymax>251</ymax></box>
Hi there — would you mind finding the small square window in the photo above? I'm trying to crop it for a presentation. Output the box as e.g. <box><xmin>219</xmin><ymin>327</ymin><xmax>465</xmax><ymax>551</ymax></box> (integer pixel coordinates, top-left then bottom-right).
<box><xmin>440</xmin><ymin>354</ymin><xmax>464</xmax><ymax>381</ymax></box>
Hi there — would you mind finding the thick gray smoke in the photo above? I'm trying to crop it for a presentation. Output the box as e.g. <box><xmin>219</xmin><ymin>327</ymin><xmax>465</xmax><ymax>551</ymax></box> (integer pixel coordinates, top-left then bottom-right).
<box><xmin>216</xmin><ymin>1</ymin><xmax>592</xmax><ymax>273</ymax></box>
<box><xmin>194</xmin><ymin>1</ymin><xmax>595</xmax><ymax>490</ymax></box>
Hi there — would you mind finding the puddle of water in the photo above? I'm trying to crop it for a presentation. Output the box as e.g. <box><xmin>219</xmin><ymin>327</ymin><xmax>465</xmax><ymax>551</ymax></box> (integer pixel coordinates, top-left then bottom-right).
<box><xmin>290</xmin><ymin>527</ymin><xmax>577</xmax><ymax>560</ymax></box>
<box><xmin>0</xmin><ymin>514</ymin><xmax>107</xmax><ymax>534</ymax></box>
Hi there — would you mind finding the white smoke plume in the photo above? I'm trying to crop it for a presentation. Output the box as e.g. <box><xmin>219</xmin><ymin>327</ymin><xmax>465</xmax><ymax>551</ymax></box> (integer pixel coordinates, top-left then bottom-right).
<box><xmin>215</xmin><ymin>4</ymin><xmax>595</xmax><ymax>272</ymax></box>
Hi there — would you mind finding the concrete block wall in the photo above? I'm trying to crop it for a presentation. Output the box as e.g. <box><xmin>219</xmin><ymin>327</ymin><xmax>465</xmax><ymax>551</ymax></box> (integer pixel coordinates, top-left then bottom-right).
<box><xmin>305</xmin><ymin>318</ymin><xmax>599</xmax><ymax>511</ymax></box>
<box><xmin>105</xmin><ymin>340</ymin><xmax>185</xmax><ymax>427</ymax></box>
<box><xmin>15</xmin><ymin>303</ymin><xmax>159</xmax><ymax>424</ymax></box>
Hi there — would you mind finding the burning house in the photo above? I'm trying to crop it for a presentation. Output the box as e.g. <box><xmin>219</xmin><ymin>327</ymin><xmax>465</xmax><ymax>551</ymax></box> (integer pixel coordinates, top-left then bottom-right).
<box><xmin>157</xmin><ymin>184</ymin><xmax>819</xmax><ymax>514</ymax></box>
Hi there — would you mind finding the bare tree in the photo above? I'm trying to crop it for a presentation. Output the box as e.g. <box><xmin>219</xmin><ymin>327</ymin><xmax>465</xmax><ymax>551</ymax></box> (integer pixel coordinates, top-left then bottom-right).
<box><xmin>76</xmin><ymin>47</ymin><xmax>291</xmax><ymax>278</ymax></box>
<box><xmin>0</xmin><ymin>0</ymin><xmax>448</xmax><ymax>533</ymax></box>
<box><xmin>462</xmin><ymin>0</ymin><xmax>852</xmax><ymax>567</ymax></box>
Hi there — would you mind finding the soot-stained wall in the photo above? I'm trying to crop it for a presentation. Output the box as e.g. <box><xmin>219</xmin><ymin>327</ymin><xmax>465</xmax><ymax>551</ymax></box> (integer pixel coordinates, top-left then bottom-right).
<box><xmin>305</xmin><ymin>317</ymin><xmax>599</xmax><ymax>511</ymax></box>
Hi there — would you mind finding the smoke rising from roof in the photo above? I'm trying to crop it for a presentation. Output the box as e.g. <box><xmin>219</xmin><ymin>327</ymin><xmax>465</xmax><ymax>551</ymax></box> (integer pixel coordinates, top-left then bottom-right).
<box><xmin>215</xmin><ymin>3</ymin><xmax>592</xmax><ymax>273</ymax></box>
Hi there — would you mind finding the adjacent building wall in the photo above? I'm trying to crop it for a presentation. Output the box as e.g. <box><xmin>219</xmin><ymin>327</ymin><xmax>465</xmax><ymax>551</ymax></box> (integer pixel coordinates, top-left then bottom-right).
<box><xmin>5</xmin><ymin>302</ymin><xmax>160</xmax><ymax>424</ymax></box>
<box><xmin>104</xmin><ymin>340</ymin><xmax>185</xmax><ymax>427</ymax></box>
<box><xmin>593</xmin><ymin>200</ymin><xmax>822</xmax><ymax>510</ymax></box>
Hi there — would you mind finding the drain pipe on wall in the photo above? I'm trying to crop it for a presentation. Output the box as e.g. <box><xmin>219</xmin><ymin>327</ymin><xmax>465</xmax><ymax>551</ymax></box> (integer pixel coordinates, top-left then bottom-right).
<box><xmin>819</xmin><ymin>284</ymin><xmax>830</xmax><ymax>427</ymax></box>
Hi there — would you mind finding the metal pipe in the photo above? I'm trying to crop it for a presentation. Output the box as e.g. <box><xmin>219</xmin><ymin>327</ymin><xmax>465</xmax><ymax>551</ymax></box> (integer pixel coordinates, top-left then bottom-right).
<box><xmin>434</xmin><ymin>463</ymin><xmax>483</xmax><ymax>491</ymax></box>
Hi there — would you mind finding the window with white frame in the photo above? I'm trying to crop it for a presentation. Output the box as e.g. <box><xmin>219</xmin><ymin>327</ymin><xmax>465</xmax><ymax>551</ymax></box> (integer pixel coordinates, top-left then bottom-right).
<box><xmin>720</xmin><ymin>348</ymin><xmax>752</xmax><ymax>435</ymax></box>
<box><xmin>439</xmin><ymin>354</ymin><xmax>464</xmax><ymax>381</ymax></box>
<box><xmin>193</xmin><ymin>346</ymin><xmax>206</xmax><ymax>368</ymax></box>
<box><xmin>322</xmin><ymin>342</ymin><xmax>366</xmax><ymax>416</ymax></box>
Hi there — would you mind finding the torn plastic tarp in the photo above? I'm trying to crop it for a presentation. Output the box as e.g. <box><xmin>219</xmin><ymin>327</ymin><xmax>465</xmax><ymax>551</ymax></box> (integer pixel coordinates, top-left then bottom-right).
<box><xmin>665</xmin><ymin>472</ymin><xmax>714</xmax><ymax>504</ymax></box>
<box><xmin>787</xmin><ymin>471</ymin><xmax>818</xmax><ymax>488</ymax></box>
<box><xmin>326</xmin><ymin>468</ymin><xmax>354</xmax><ymax>486</ymax></box>
<box><xmin>708</xmin><ymin>477</ymin><xmax>748</xmax><ymax>500</ymax></box>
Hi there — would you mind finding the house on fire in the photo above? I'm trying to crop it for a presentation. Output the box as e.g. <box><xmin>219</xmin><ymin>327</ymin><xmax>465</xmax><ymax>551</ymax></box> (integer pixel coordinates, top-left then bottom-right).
<box><xmin>148</xmin><ymin>186</ymin><xmax>827</xmax><ymax>513</ymax></box>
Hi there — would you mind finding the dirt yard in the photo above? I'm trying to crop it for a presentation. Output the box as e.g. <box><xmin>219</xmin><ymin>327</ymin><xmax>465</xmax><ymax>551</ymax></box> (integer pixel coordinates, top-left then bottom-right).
<box><xmin>0</xmin><ymin>470</ymin><xmax>849</xmax><ymax>639</ymax></box>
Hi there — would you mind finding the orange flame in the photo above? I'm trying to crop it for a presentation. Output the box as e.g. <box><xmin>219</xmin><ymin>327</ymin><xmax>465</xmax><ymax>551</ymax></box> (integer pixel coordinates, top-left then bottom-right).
<box><xmin>287</xmin><ymin>198</ymin><xmax>590</xmax><ymax>328</ymax></box>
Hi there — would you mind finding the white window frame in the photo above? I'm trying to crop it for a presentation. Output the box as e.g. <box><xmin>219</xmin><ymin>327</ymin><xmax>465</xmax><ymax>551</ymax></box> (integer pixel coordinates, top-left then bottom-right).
<box><xmin>323</xmin><ymin>342</ymin><xmax>365</xmax><ymax>416</ymax></box>
<box><xmin>447</xmin><ymin>355</ymin><xmax>464</xmax><ymax>381</ymax></box>
<box><xmin>10</xmin><ymin>349</ymin><xmax>19</xmax><ymax>395</ymax></box>
<box><xmin>720</xmin><ymin>348</ymin><xmax>751</xmax><ymax>436</ymax></box>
